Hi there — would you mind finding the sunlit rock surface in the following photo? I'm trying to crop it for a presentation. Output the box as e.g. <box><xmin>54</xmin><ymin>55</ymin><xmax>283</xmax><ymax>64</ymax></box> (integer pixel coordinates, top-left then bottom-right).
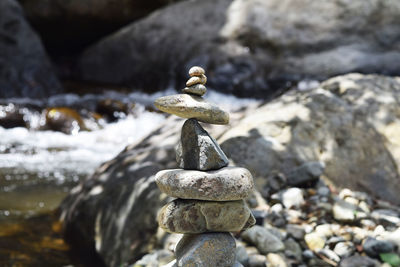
<box><xmin>220</xmin><ymin>74</ymin><xmax>400</xmax><ymax>205</ymax></box>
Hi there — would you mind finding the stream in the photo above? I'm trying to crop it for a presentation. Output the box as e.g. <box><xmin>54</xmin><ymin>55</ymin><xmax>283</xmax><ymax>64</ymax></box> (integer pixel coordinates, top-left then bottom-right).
<box><xmin>0</xmin><ymin>89</ymin><xmax>259</xmax><ymax>266</ymax></box>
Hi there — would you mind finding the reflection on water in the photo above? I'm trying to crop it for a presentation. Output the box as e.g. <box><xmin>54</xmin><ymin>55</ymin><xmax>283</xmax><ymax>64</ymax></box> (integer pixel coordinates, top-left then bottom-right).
<box><xmin>0</xmin><ymin>90</ymin><xmax>259</xmax><ymax>265</ymax></box>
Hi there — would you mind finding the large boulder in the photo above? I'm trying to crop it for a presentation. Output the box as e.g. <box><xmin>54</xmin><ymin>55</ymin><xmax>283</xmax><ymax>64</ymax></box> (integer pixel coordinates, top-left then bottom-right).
<box><xmin>77</xmin><ymin>0</ymin><xmax>400</xmax><ymax>98</ymax></box>
<box><xmin>220</xmin><ymin>73</ymin><xmax>400</xmax><ymax>205</ymax></box>
<box><xmin>18</xmin><ymin>0</ymin><xmax>183</xmax><ymax>56</ymax></box>
<box><xmin>0</xmin><ymin>0</ymin><xmax>62</xmax><ymax>98</ymax></box>
<box><xmin>59</xmin><ymin>118</ymin><xmax>180</xmax><ymax>267</ymax></box>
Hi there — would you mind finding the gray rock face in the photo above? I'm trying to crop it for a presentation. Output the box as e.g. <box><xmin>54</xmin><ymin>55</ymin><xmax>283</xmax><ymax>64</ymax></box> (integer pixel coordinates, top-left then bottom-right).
<box><xmin>154</xmin><ymin>94</ymin><xmax>229</xmax><ymax>125</ymax></box>
<box><xmin>78</xmin><ymin>0</ymin><xmax>400</xmax><ymax>98</ymax></box>
<box><xmin>155</xmin><ymin>167</ymin><xmax>253</xmax><ymax>201</ymax></box>
<box><xmin>158</xmin><ymin>199</ymin><xmax>255</xmax><ymax>233</ymax></box>
<box><xmin>177</xmin><ymin>118</ymin><xmax>228</xmax><ymax>170</ymax></box>
<box><xmin>220</xmin><ymin>74</ymin><xmax>400</xmax><ymax>205</ymax></box>
<box><xmin>0</xmin><ymin>0</ymin><xmax>62</xmax><ymax>98</ymax></box>
<box><xmin>175</xmin><ymin>233</ymin><xmax>236</xmax><ymax>267</ymax></box>
<box><xmin>241</xmin><ymin>225</ymin><xmax>285</xmax><ymax>254</ymax></box>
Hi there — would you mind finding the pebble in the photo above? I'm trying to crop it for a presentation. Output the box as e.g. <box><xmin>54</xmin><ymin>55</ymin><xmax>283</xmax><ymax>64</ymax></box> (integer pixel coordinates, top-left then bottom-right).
<box><xmin>371</xmin><ymin>209</ymin><xmax>400</xmax><ymax>226</ymax></box>
<box><xmin>284</xmin><ymin>238</ymin><xmax>302</xmax><ymax>261</ymax></box>
<box><xmin>177</xmin><ymin>118</ymin><xmax>228</xmax><ymax>170</ymax></box>
<box><xmin>188</xmin><ymin>66</ymin><xmax>205</xmax><ymax>77</ymax></box>
<box><xmin>158</xmin><ymin>199</ymin><xmax>255</xmax><ymax>233</ymax></box>
<box><xmin>236</xmin><ymin>244</ymin><xmax>249</xmax><ymax>266</ymax></box>
<box><xmin>186</xmin><ymin>74</ymin><xmax>207</xmax><ymax>86</ymax></box>
<box><xmin>182</xmin><ymin>84</ymin><xmax>207</xmax><ymax>96</ymax></box>
<box><xmin>333</xmin><ymin>199</ymin><xmax>356</xmax><ymax>222</ymax></box>
<box><xmin>363</xmin><ymin>237</ymin><xmax>395</xmax><ymax>258</ymax></box>
<box><xmin>338</xmin><ymin>255</ymin><xmax>380</xmax><ymax>267</ymax></box>
<box><xmin>318</xmin><ymin>248</ymin><xmax>340</xmax><ymax>263</ymax></box>
<box><xmin>286</xmin><ymin>224</ymin><xmax>305</xmax><ymax>240</ymax></box>
<box><xmin>155</xmin><ymin>167</ymin><xmax>253</xmax><ymax>201</ymax></box>
<box><xmin>154</xmin><ymin>94</ymin><xmax>229</xmax><ymax>124</ymax></box>
<box><xmin>266</xmin><ymin>253</ymin><xmax>288</xmax><ymax>267</ymax></box>
<box><xmin>333</xmin><ymin>241</ymin><xmax>355</xmax><ymax>258</ymax></box>
<box><xmin>248</xmin><ymin>254</ymin><xmax>267</xmax><ymax>267</ymax></box>
<box><xmin>281</xmin><ymin>188</ymin><xmax>304</xmax><ymax>208</ymax></box>
<box><xmin>304</xmin><ymin>232</ymin><xmax>325</xmax><ymax>251</ymax></box>
<box><xmin>241</xmin><ymin>225</ymin><xmax>285</xmax><ymax>254</ymax></box>
<box><xmin>175</xmin><ymin>233</ymin><xmax>236</xmax><ymax>267</ymax></box>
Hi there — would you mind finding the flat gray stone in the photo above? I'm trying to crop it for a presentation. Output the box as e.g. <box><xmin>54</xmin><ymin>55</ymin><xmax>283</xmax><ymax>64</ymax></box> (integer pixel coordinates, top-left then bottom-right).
<box><xmin>186</xmin><ymin>74</ymin><xmax>207</xmax><ymax>86</ymax></box>
<box><xmin>182</xmin><ymin>84</ymin><xmax>207</xmax><ymax>96</ymax></box>
<box><xmin>154</xmin><ymin>94</ymin><xmax>229</xmax><ymax>125</ymax></box>
<box><xmin>175</xmin><ymin>233</ymin><xmax>236</xmax><ymax>267</ymax></box>
<box><xmin>176</xmin><ymin>118</ymin><xmax>228</xmax><ymax>171</ymax></box>
<box><xmin>158</xmin><ymin>199</ymin><xmax>255</xmax><ymax>234</ymax></box>
<box><xmin>155</xmin><ymin>167</ymin><xmax>253</xmax><ymax>201</ymax></box>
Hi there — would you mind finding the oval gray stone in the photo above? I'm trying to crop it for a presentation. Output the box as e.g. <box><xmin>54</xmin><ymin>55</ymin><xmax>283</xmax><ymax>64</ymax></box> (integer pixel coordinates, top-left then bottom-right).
<box><xmin>182</xmin><ymin>84</ymin><xmax>207</xmax><ymax>96</ymax></box>
<box><xmin>175</xmin><ymin>233</ymin><xmax>236</xmax><ymax>267</ymax></box>
<box><xmin>186</xmin><ymin>74</ymin><xmax>207</xmax><ymax>86</ymax></box>
<box><xmin>158</xmin><ymin>199</ymin><xmax>255</xmax><ymax>234</ymax></box>
<box><xmin>154</xmin><ymin>94</ymin><xmax>229</xmax><ymax>125</ymax></box>
<box><xmin>155</xmin><ymin>167</ymin><xmax>253</xmax><ymax>201</ymax></box>
<box><xmin>188</xmin><ymin>66</ymin><xmax>205</xmax><ymax>77</ymax></box>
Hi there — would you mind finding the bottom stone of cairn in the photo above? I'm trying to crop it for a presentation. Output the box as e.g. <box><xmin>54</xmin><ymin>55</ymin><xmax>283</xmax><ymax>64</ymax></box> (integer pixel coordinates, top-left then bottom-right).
<box><xmin>175</xmin><ymin>233</ymin><xmax>236</xmax><ymax>267</ymax></box>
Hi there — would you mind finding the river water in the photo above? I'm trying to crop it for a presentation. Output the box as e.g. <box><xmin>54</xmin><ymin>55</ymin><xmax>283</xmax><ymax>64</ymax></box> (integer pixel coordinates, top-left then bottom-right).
<box><xmin>0</xmin><ymin>89</ymin><xmax>259</xmax><ymax>266</ymax></box>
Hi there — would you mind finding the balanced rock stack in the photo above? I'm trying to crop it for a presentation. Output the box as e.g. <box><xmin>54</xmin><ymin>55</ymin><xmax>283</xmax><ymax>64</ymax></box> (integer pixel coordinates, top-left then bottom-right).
<box><xmin>154</xmin><ymin>66</ymin><xmax>255</xmax><ymax>267</ymax></box>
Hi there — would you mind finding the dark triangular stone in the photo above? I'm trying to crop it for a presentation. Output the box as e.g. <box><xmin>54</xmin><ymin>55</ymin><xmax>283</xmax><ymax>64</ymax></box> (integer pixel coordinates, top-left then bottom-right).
<box><xmin>176</xmin><ymin>119</ymin><xmax>229</xmax><ymax>171</ymax></box>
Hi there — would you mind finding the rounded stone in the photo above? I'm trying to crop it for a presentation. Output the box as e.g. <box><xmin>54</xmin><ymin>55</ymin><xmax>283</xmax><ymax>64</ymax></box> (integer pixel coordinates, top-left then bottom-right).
<box><xmin>188</xmin><ymin>66</ymin><xmax>205</xmax><ymax>77</ymax></box>
<box><xmin>154</xmin><ymin>94</ymin><xmax>229</xmax><ymax>125</ymax></box>
<box><xmin>182</xmin><ymin>84</ymin><xmax>207</xmax><ymax>96</ymax></box>
<box><xmin>155</xmin><ymin>167</ymin><xmax>254</xmax><ymax>201</ymax></box>
<box><xmin>186</xmin><ymin>74</ymin><xmax>207</xmax><ymax>86</ymax></box>
<box><xmin>175</xmin><ymin>233</ymin><xmax>236</xmax><ymax>267</ymax></box>
<box><xmin>158</xmin><ymin>199</ymin><xmax>255</xmax><ymax>234</ymax></box>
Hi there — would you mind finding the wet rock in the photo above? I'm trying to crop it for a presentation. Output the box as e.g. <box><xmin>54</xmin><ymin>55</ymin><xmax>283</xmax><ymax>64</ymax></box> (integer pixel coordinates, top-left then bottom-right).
<box><xmin>0</xmin><ymin>104</ymin><xmax>27</xmax><ymax>128</ymax></box>
<box><xmin>158</xmin><ymin>199</ymin><xmax>255</xmax><ymax>233</ymax></box>
<box><xmin>286</xmin><ymin>161</ymin><xmax>325</xmax><ymax>187</ymax></box>
<box><xmin>175</xmin><ymin>233</ymin><xmax>236</xmax><ymax>267</ymax></box>
<box><xmin>155</xmin><ymin>167</ymin><xmax>253</xmax><ymax>201</ymax></box>
<box><xmin>0</xmin><ymin>0</ymin><xmax>62</xmax><ymax>98</ymax></box>
<box><xmin>241</xmin><ymin>225</ymin><xmax>285</xmax><ymax>254</ymax></box>
<box><xmin>154</xmin><ymin>94</ymin><xmax>229</xmax><ymax>125</ymax></box>
<box><xmin>339</xmin><ymin>255</ymin><xmax>380</xmax><ymax>267</ymax></box>
<box><xmin>44</xmin><ymin>107</ymin><xmax>86</xmax><ymax>134</ymax></box>
<box><xmin>177</xmin><ymin>118</ymin><xmax>228</xmax><ymax>170</ymax></box>
<box><xmin>95</xmin><ymin>99</ymin><xmax>133</xmax><ymax>122</ymax></box>
<box><xmin>363</xmin><ymin>237</ymin><xmax>395</xmax><ymax>258</ymax></box>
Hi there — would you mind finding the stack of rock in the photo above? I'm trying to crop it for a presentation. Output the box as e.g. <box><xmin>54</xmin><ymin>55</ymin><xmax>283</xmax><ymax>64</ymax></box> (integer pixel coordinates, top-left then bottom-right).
<box><xmin>154</xmin><ymin>66</ymin><xmax>256</xmax><ymax>267</ymax></box>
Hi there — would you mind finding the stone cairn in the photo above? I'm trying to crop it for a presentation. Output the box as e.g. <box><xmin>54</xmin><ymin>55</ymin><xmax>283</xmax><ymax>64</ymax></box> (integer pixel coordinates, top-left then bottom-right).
<box><xmin>154</xmin><ymin>66</ymin><xmax>256</xmax><ymax>267</ymax></box>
